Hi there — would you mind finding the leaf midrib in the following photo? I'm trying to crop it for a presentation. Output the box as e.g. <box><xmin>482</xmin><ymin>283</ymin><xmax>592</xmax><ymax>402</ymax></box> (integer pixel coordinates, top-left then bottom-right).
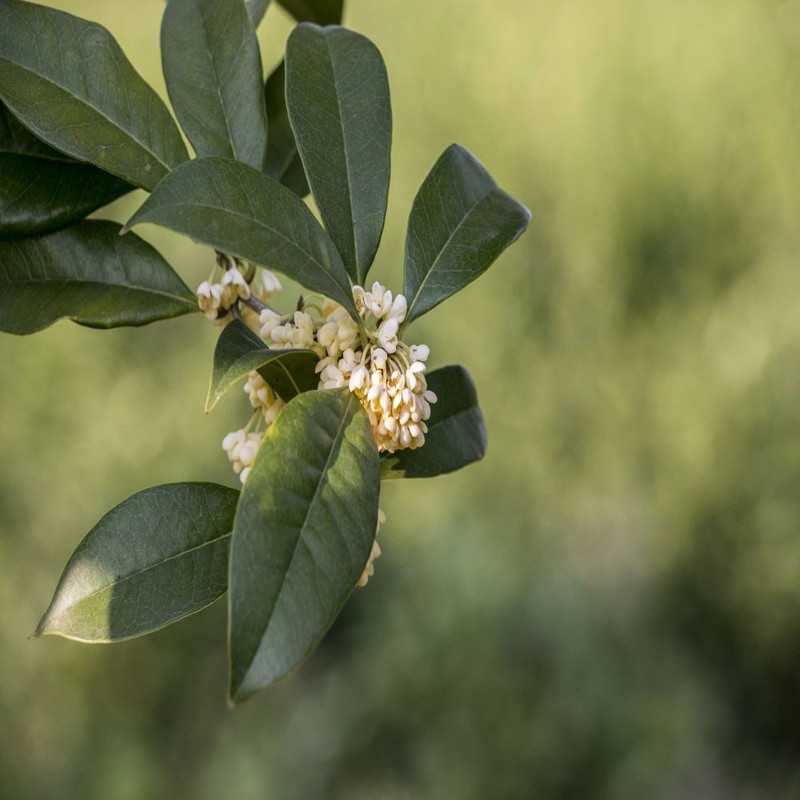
<box><xmin>405</xmin><ymin>186</ymin><xmax>493</xmax><ymax>323</ymax></box>
<box><xmin>241</xmin><ymin>394</ymin><xmax>354</xmax><ymax>685</ymax></box>
<box><xmin>198</xmin><ymin>5</ymin><xmax>240</xmax><ymax>161</ymax></box>
<box><xmin>45</xmin><ymin>531</ymin><xmax>232</xmax><ymax>622</ymax></box>
<box><xmin>1</xmin><ymin>275</ymin><xmax>195</xmax><ymax>305</ymax></box>
<box><xmin>218</xmin><ymin>349</ymin><xmax>312</xmax><ymax>397</ymax></box>
<box><xmin>0</xmin><ymin>56</ymin><xmax>173</xmax><ymax>176</ymax></box>
<box><xmin>133</xmin><ymin>198</ymin><xmax>334</xmax><ymax>279</ymax></box>
<box><xmin>323</xmin><ymin>34</ymin><xmax>358</xmax><ymax>280</ymax></box>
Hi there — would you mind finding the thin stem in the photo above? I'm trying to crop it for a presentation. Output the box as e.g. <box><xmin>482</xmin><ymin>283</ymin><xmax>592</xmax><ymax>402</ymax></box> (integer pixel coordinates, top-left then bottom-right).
<box><xmin>243</xmin><ymin>295</ymin><xmax>267</xmax><ymax>313</ymax></box>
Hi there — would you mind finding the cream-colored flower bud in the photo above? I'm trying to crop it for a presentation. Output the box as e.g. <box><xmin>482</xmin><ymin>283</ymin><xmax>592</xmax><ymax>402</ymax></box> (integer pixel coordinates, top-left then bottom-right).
<box><xmin>222</xmin><ymin>429</ymin><xmax>246</xmax><ymax>458</ymax></box>
<box><xmin>293</xmin><ymin>311</ymin><xmax>314</xmax><ymax>349</ymax></box>
<box><xmin>315</xmin><ymin>356</ymin><xmax>335</xmax><ymax>375</ymax></box>
<box><xmin>254</xmin><ymin>269</ymin><xmax>281</xmax><ymax>300</ymax></box>
<box><xmin>197</xmin><ymin>281</ymin><xmax>224</xmax><ymax>320</ymax></box>
<box><xmin>371</xmin><ymin>348</ymin><xmax>388</xmax><ymax>370</ymax></box>
<box><xmin>364</xmin><ymin>281</ymin><xmax>392</xmax><ymax>317</ymax></box>
<box><xmin>387</xmin><ymin>293</ymin><xmax>407</xmax><ymax>324</ymax></box>
<box><xmin>352</xmin><ymin>285</ymin><xmax>366</xmax><ymax>315</ymax></box>
<box><xmin>263</xmin><ymin>397</ymin><xmax>284</xmax><ymax>425</ymax></box>
<box><xmin>259</xmin><ymin>309</ymin><xmax>282</xmax><ymax>339</ymax></box>
<box><xmin>409</xmin><ymin>344</ymin><xmax>430</xmax><ymax>363</ymax></box>
<box><xmin>317</xmin><ymin>322</ymin><xmax>338</xmax><ymax>352</ymax></box>
<box><xmin>348</xmin><ymin>364</ymin><xmax>369</xmax><ymax>393</ymax></box>
<box><xmin>244</xmin><ymin>371</ymin><xmax>278</xmax><ymax>413</ymax></box>
<box><xmin>338</xmin><ymin>348</ymin><xmax>361</xmax><ymax>376</ymax></box>
<box><xmin>222</xmin><ymin>267</ymin><xmax>250</xmax><ymax>301</ymax></box>
<box><xmin>377</xmin><ymin>317</ymin><xmax>399</xmax><ymax>353</ymax></box>
<box><xmin>321</xmin><ymin>297</ymin><xmax>343</xmax><ymax>317</ymax></box>
<box><xmin>238</xmin><ymin>438</ymin><xmax>259</xmax><ymax>468</ymax></box>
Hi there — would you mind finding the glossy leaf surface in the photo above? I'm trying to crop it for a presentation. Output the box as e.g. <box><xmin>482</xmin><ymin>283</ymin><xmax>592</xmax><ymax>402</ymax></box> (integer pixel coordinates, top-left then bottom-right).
<box><xmin>264</xmin><ymin>61</ymin><xmax>309</xmax><ymax>197</ymax></box>
<box><xmin>403</xmin><ymin>144</ymin><xmax>531</xmax><ymax>326</ymax></box>
<box><xmin>0</xmin><ymin>220</ymin><xmax>196</xmax><ymax>335</ymax></box>
<box><xmin>228</xmin><ymin>389</ymin><xmax>379</xmax><ymax>703</ymax></box>
<box><xmin>380</xmin><ymin>365</ymin><xmax>487</xmax><ymax>479</ymax></box>
<box><xmin>36</xmin><ymin>483</ymin><xmax>239</xmax><ymax>642</ymax></box>
<box><xmin>125</xmin><ymin>157</ymin><xmax>356</xmax><ymax>315</ymax></box>
<box><xmin>207</xmin><ymin>318</ymin><xmax>319</xmax><ymax>410</ymax></box>
<box><xmin>277</xmin><ymin>0</ymin><xmax>343</xmax><ymax>25</ymax></box>
<box><xmin>0</xmin><ymin>104</ymin><xmax>133</xmax><ymax>236</ymax></box>
<box><xmin>0</xmin><ymin>0</ymin><xmax>187</xmax><ymax>190</ymax></box>
<box><xmin>162</xmin><ymin>0</ymin><xmax>267</xmax><ymax>170</ymax></box>
<box><xmin>286</xmin><ymin>24</ymin><xmax>391</xmax><ymax>284</ymax></box>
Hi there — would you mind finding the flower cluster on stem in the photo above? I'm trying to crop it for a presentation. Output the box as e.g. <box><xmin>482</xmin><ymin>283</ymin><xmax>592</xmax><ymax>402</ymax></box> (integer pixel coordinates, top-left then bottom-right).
<box><xmin>197</xmin><ymin>260</ymin><xmax>438</xmax><ymax>586</ymax></box>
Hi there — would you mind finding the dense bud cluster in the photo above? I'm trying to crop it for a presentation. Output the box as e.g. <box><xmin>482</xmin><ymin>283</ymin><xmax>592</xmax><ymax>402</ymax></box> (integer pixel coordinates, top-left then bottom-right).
<box><xmin>197</xmin><ymin>265</ymin><xmax>438</xmax><ymax>586</ymax></box>
<box><xmin>315</xmin><ymin>282</ymin><xmax>436</xmax><ymax>453</ymax></box>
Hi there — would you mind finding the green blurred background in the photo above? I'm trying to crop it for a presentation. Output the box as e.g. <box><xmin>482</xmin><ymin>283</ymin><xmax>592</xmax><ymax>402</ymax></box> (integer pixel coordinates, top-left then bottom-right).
<box><xmin>3</xmin><ymin>0</ymin><xmax>800</xmax><ymax>797</ymax></box>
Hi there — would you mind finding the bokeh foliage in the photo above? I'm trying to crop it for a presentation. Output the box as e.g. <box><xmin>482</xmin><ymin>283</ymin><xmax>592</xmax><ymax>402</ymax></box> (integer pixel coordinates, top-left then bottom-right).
<box><xmin>2</xmin><ymin>0</ymin><xmax>800</xmax><ymax>797</ymax></box>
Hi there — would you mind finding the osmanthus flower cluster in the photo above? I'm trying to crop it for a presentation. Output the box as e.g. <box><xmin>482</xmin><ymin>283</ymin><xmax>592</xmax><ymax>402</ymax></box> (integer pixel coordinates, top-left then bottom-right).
<box><xmin>0</xmin><ymin>0</ymin><xmax>529</xmax><ymax>705</ymax></box>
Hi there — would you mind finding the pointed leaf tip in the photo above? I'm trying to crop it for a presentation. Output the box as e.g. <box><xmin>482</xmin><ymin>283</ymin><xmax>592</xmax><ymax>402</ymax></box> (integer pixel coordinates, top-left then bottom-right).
<box><xmin>380</xmin><ymin>365</ymin><xmax>487</xmax><ymax>480</ymax></box>
<box><xmin>206</xmin><ymin>319</ymin><xmax>318</xmax><ymax>411</ymax></box>
<box><xmin>228</xmin><ymin>389</ymin><xmax>379</xmax><ymax>701</ymax></box>
<box><xmin>286</xmin><ymin>24</ymin><xmax>391</xmax><ymax>284</ymax></box>
<box><xmin>124</xmin><ymin>158</ymin><xmax>357</xmax><ymax>317</ymax></box>
<box><xmin>0</xmin><ymin>0</ymin><xmax>187</xmax><ymax>190</ymax></box>
<box><xmin>0</xmin><ymin>221</ymin><xmax>196</xmax><ymax>335</ymax></box>
<box><xmin>162</xmin><ymin>0</ymin><xmax>267</xmax><ymax>170</ymax></box>
<box><xmin>37</xmin><ymin>483</ymin><xmax>239</xmax><ymax>642</ymax></box>
<box><xmin>402</xmin><ymin>144</ymin><xmax>530</xmax><ymax>327</ymax></box>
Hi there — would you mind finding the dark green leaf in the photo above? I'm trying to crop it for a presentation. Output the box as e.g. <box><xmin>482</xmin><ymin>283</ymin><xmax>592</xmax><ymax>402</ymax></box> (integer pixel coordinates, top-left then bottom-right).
<box><xmin>0</xmin><ymin>153</ymin><xmax>133</xmax><ymax>239</ymax></box>
<box><xmin>207</xmin><ymin>318</ymin><xmax>319</xmax><ymax>410</ymax></box>
<box><xmin>162</xmin><ymin>0</ymin><xmax>267</xmax><ymax>170</ymax></box>
<box><xmin>286</xmin><ymin>24</ymin><xmax>391</xmax><ymax>284</ymax></box>
<box><xmin>403</xmin><ymin>144</ymin><xmax>531</xmax><ymax>327</ymax></box>
<box><xmin>124</xmin><ymin>157</ymin><xmax>357</xmax><ymax>316</ymax></box>
<box><xmin>0</xmin><ymin>220</ymin><xmax>196</xmax><ymax>335</ymax></box>
<box><xmin>247</xmin><ymin>0</ymin><xmax>271</xmax><ymax>25</ymax></box>
<box><xmin>276</xmin><ymin>0</ymin><xmax>343</xmax><ymax>25</ymax></box>
<box><xmin>264</xmin><ymin>61</ymin><xmax>309</xmax><ymax>197</ymax></box>
<box><xmin>228</xmin><ymin>389</ymin><xmax>379</xmax><ymax>703</ymax></box>
<box><xmin>0</xmin><ymin>0</ymin><xmax>188</xmax><ymax>190</ymax></box>
<box><xmin>0</xmin><ymin>101</ymin><xmax>68</xmax><ymax>161</ymax></box>
<box><xmin>380</xmin><ymin>365</ymin><xmax>487</xmax><ymax>479</ymax></box>
<box><xmin>0</xmin><ymin>102</ymin><xmax>134</xmax><ymax>237</ymax></box>
<box><xmin>35</xmin><ymin>483</ymin><xmax>239</xmax><ymax>642</ymax></box>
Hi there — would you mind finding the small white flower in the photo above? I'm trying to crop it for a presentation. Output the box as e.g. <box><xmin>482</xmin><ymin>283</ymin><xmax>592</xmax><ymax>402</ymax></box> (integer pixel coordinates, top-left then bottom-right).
<box><xmin>259</xmin><ymin>309</ymin><xmax>282</xmax><ymax>339</ymax></box>
<box><xmin>377</xmin><ymin>317</ymin><xmax>399</xmax><ymax>353</ymax></box>
<box><xmin>364</xmin><ymin>281</ymin><xmax>392</xmax><ymax>318</ymax></box>
<box><xmin>371</xmin><ymin>348</ymin><xmax>388</xmax><ymax>370</ymax></box>
<box><xmin>293</xmin><ymin>311</ymin><xmax>315</xmax><ymax>349</ymax></box>
<box><xmin>387</xmin><ymin>293</ymin><xmax>407</xmax><ymax>324</ymax></box>
<box><xmin>255</xmin><ymin>269</ymin><xmax>282</xmax><ymax>301</ymax></box>
<box><xmin>222</xmin><ymin>267</ymin><xmax>250</xmax><ymax>302</ymax></box>
<box><xmin>348</xmin><ymin>364</ymin><xmax>369</xmax><ymax>393</ymax></box>
<box><xmin>409</xmin><ymin>344</ymin><xmax>430</xmax><ymax>363</ymax></box>
<box><xmin>223</xmin><ymin>430</ymin><xmax>262</xmax><ymax>483</ymax></box>
<box><xmin>338</xmin><ymin>348</ymin><xmax>361</xmax><ymax>376</ymax></box>
<box><xmin>352</xmin><ymin>285</ymin><xmax>366</xmax><ymax>315</ymax></box>
<box><xmin>197</xmin><ymin>281</ymin><xmax>224</xmax><ymax>320</ymax></box>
